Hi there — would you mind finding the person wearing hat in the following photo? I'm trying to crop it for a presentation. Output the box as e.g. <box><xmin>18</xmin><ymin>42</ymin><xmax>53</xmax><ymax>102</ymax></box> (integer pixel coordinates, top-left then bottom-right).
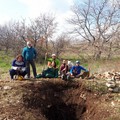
<box><xmin>45</xmin><ymin>53</ymin><xmax>60</xmax><ymax>78</ymax></box>
<box><xmin>69</xmin><ymin>60</ymin><xmax>88</xmax><ymax>79</ymax></box>
<box><xmin>45</xmin><ymin>53</ymin><xmax>60</xmax><ymax>68</ymax></box>
<box><xmin>22</xmin><ymin>41</ymin><xmax>37</xmax><ymax>79</ymax></box>
<box><xmin>36</xmin><ymin>60</ymin><xmax>57</xmax><ymax>78</ymax></box>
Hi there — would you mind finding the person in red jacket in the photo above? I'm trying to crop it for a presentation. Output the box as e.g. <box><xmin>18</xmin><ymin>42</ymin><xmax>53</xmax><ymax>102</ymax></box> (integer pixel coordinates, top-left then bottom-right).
<box><xmin>60</xmin><ymin>60</ymin><xmax>69</xmax><ymax>80</ymax></box>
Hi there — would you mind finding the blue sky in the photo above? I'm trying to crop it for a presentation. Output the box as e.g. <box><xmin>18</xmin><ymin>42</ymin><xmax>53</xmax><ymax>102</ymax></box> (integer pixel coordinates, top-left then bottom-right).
<box><xmin>0</xmin><ymin>0</ymin><xmax>116</xmax><ymax>36</ymax></box>
<box><xmin>0</xmin><ymin>0</ymin><xmax>79</xmax><ymax>35</ymax></box>
<box><xmin>0</xmin><ymin>0</ymin><xmax>116</xmax><ymax>24</ymax></box>
<box><xmin>0</xmin><ymin>0</ymin><xmax>76</xmax><ymax>25</ymax></box>
<box><xmin>0</xmin><ymin>0</ymin><xmax>27</xmax><ymax>23</ymax></box>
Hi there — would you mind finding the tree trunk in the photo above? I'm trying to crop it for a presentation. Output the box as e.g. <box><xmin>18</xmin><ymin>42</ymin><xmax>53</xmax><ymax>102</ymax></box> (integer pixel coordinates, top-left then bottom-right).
<box><xmin>94</xmin><ymin>50</ymin><xmax>102</xmax><ymax>60</ymax></box>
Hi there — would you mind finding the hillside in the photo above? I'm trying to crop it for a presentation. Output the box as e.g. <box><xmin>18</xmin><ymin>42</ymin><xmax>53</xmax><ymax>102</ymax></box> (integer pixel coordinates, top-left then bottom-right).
<box><xmin>0</xmin><ymin>78</ymin><xmax>120</xmax><ymax>120</ymax></box>
<box><xmin>0</xmin><ymin>53</ymin><xmax>120</xmax><ymax>120</ymax></box>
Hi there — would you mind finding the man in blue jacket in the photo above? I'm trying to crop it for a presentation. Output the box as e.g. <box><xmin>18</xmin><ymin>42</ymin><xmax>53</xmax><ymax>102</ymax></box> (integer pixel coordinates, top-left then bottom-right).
<box><xmin>69</xmin><ymin>60</ymin><xmax>88</xmax><ymax>79</ymax></box>
<box><xmin>22</xmin><ymin>41</ymin><xmax>37</xmax><ymax>78</ymax></box>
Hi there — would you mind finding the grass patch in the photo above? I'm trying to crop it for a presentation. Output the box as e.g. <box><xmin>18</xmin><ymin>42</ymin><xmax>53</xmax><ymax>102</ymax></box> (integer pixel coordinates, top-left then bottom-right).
<box><xmin>85</xmin><ymin>80</ymin><xmax>108</xmax><ymax>94</ymax></box>
<box><xmin>1</xmin><ymin>50</ymin><xmax>120</xmax><ymax>79</ymax></box>
<box><xmin>0</xmin><ymin>55</ymin><xmax>11</xmax><ymax>72</ymax></box>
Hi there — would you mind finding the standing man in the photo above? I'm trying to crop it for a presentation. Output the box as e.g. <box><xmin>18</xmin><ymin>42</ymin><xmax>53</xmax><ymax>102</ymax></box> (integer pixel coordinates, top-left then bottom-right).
<box><xmin>22</xmin><ymin>41</ymin><xmax>37</xmax><ymax>78</ymax></box>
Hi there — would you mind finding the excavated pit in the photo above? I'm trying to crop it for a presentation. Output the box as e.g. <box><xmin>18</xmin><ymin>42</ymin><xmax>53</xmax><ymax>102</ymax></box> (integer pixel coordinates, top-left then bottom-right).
<box><xmin>22</xmin><ymin>80</ymin><xmax>87</xmax><ymax>120</ymax></box>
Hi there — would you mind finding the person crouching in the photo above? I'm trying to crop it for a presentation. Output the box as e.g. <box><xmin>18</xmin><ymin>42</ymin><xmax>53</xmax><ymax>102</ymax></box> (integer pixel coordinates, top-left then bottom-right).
<box><xmin>9</xmin><ymin>54</ymin><xmax>27</xmax><ymax>80</ymax></box>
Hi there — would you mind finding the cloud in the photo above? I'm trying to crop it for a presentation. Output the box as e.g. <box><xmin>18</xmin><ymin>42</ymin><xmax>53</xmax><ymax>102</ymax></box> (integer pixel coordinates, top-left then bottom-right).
<box><xmin>0</xmin><ymin>0</ymin><xmax>75</xmax><ymax>35</ymax></box>
<box><xmin>18</xmin><ymin>0</ymin><xmax>53</xmax><ymax>18</ymax></box>
<box><xmin>18</xmin><ymin>0</ymin><xmax>74</xmax><ymax>34</ymax></box>
<box><xmin>0</xmin><ymin>15</ymin><xmax>11</xmax><ymax>25</ymax></box>
<box><xmin>18</xmin><ymin>0</ymin><xmax>74</xmax><ymax>17</ymax></box>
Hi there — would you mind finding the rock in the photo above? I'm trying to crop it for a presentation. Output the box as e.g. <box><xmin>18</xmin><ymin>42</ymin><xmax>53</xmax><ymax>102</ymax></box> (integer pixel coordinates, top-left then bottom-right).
<box><xmin>108</xmin><ymin>88</ymin><xmax>114</xmax><ymax>92</ymax></box>
<box><xmin>106</xmin><ymin>82</ymin><xmax>116</xmax><ymax>88</ymax></box>
<box><xmin>111</xmin><ymin>101</ymin><xmax>115</xmax><ymax>107</ymax></box>
<box><xmin>106</xmin><ymin>78</ymin><xmax>114</xmax><ymax>82</ymax></box>
<box><xmin>3</xmin><ymin>86</ymin><xmax>12</xmax><ymax>90</ymax></box>
<box><xmin>103</xmin><ymin>72</ymin><xmax>110</xmax><ymax>78</ymax></box>
<box><xmin>113</xmin><ymin>87</ymin><xmax>119</xmax><ymax>93</ymax></box>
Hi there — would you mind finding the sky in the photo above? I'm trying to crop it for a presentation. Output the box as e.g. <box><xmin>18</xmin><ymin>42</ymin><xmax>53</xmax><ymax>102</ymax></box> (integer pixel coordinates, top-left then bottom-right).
<box><xmin>0</xmin><ymin>0</ymin><xmax>117</xmax><ymax>35</ymax></box>
<box><xmin>0</xmin><ymin>0</ymin><xmax>77</xmax><ymax>34</ymax></box>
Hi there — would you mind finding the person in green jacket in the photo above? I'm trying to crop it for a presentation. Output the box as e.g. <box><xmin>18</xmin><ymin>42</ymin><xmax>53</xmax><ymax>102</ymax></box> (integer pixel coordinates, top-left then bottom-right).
<box><xmin>36</xmin><ymin>61</ymin><xmax>58</xmax><ymax>78</ymax></box>
<box><xmin>46</xmin><ymin>53</ymin><xmax>60</xmax><ymax>68</ymax></box>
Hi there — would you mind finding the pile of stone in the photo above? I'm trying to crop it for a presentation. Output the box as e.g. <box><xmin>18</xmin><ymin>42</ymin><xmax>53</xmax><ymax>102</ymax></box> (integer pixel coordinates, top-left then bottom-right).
<box><xmin>105</xmin><ymin>72</ymin><xmax>120</xmax><ymax>93</ymax></box>
<box><xmin>91</xmin><ymin>71</ymin><xmax>120</xmax><ymax>93</ymax></box>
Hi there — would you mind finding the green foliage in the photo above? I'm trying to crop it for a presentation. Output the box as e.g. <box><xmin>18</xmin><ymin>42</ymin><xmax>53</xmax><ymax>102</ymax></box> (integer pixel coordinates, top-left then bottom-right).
<box><xmin>106</xmin><ymin>116</ymin><xmax>120</xmax><ymax>120</ymax></box>
<box><xmin>0</xmin><ymin>53</ymin><xmax>12</xmax><ymax>71</ymax></box>
<box><xmin>1</xmin><ymin>50</ymin><xmax>120</xmax><ymax>79</ymax></box>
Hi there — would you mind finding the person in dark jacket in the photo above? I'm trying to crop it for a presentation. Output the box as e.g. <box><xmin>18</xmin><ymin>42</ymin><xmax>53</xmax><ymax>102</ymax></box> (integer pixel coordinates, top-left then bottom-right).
<box><xmin>22</xmin><ymin>41</ymin><xmax>37</xmax><ymax>78</ymax></box>
<box><xmin>9</xmin><ymin>54</ymin><xmax>27</xmax><ymax>80</ymax></box>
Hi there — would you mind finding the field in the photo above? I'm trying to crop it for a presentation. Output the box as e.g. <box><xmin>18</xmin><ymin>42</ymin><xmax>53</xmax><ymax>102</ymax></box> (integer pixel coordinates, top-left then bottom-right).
<box><xmin>0</xmin><ymin>53</ymin><xmax>120</xmax><ymax>120</ymax></box>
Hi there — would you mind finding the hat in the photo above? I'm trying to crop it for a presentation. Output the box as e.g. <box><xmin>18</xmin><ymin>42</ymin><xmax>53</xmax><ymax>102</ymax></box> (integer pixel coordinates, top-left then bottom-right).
<box><xmin>68</xmin><ymin>61</ymin><xmax>71</xmax><ymax>64</ymax></box>
<box><xmin>27</xmin><ymin>41</ymin><xmax>31</xmax><ymax>45</ymax></box>
<box><xmin>52</xmin><ymin>54</ymin><xmax>56</xmax><ymax>57</ymax></box>
<box><xmin>76</xmin><ymin>60</ymin><xmax>80</xmax><ymax>64</ymax></box>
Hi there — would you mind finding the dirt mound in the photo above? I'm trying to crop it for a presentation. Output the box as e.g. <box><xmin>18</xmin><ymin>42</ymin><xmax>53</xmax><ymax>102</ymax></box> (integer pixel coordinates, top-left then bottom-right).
<box><xmin>0</xmin><ymin>79</ymin><xmax>119</xmax><ymax>120</ymax></box>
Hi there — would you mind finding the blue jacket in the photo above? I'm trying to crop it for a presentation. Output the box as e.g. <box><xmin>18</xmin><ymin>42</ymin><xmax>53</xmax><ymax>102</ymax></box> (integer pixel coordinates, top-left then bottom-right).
<box><xmin>22</xmin><ymin>47</ymin><xmax>37</xmax><ymax>61</ymax></box>
<box><xmin>70</xmin><ymin>65</ymin><xmax>88</xmax><ymax>75</ymax></box>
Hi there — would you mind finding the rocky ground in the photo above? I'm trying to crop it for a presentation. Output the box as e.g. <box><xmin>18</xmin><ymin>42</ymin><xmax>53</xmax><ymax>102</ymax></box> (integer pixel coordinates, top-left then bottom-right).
<box><xmin>0</xmin><ymin>77</ymin><xmax>120</xmax><ymax>120</ymax></box>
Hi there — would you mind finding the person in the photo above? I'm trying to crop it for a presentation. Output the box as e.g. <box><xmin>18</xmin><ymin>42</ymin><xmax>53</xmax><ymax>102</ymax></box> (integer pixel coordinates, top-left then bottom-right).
<box><xmin>68</xmin><ymin>60</ymin><xmax>88</xmax><ymax>80</ymax></box>
<box><xmin>9</xmin><ymin>54</ymin><xmax>27</xmax><ymax>80</ymax></box>
<box><xmin>36</xmin><ymin>61</ymin><xmax>58</xmax><ymax>78</ymax></box>
<box><xmin>46</xmin><ymin>53</ymin><xmax>60</xmax><ymax>68</ymax></box>
<box><xmin>22</xmin><ymin>41</ymin><xmax>37</xmax><ymax>78</ymax></box>
<box><xmin>67</xmin><ymin>60</ymin><xmax>73</xmax><ymax>71</ymax></box>
<box><xmin>60</xmin><ymin>60</ymin><xmax>68</xmax><ymax>74</ymax></box>
<box><xmin>60</xmin><ymin>60</ymin><xmax>69</xmax><ymax>80</ymax></box>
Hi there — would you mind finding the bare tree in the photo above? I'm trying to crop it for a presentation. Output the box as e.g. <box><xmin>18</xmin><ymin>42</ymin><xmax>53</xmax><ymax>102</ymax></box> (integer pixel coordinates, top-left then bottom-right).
<box><xmin>28</xmin><ymin>13</ymin><xmax>57</xmax><ymax>48</ymax></box>
<box><xmin>68</xmin><ymin>0</ymin><xmax>120</xmax><ymax>59</ymax></box>
<box><xmin>0</xmin><ymin>13</ymin><xmax>57</xmax><ymax>58</ymax></box>
<box><xmin>0</xmin><ymin>24</ymin><xmax>13</xmax><ymax>53</ymax></box>
<box><xmin>0</xmin><ymin>19</ymin><xmax>28</xmax><ymax>56</ymax></box>
<box><xmin>50</xmin><ymin>34</ymin><xmax>71</xmax><ymax>57</ymax></box>
<box><xmin>106</xmin><ymin>30</ymin><xmax>120</xmax><ymax>59</ymax></box>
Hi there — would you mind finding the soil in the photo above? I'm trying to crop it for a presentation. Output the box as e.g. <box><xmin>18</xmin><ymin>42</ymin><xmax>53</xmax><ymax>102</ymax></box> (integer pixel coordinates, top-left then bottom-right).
<box><xmin>0</xmin><ymin>78</ymin><xmax>120</xmax><ymax>120</ymax></box>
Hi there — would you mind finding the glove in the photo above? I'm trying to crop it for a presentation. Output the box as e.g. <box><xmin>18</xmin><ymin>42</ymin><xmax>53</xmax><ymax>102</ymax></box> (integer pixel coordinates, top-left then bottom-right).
<box><xmin>21</xmin><ymin>67</ymin><xmax>26</xmax><ymax>71</ymax></box>
<box><xmin>17</xmin><ymin>67</ymin><xmax>22</xmax><ymax>71</ymax></box>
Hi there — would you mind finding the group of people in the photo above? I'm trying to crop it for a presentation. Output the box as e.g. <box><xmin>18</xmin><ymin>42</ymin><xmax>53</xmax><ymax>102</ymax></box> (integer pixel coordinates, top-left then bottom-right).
<box><xmin>9</xmin><ymin>41</ymin><xmax>88</xmax><ymax>80</ymax></box>
<box><xmin>59</xmin><ymin>60</ymin><xmax>88</xmax><ymax>80</ymax></box>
